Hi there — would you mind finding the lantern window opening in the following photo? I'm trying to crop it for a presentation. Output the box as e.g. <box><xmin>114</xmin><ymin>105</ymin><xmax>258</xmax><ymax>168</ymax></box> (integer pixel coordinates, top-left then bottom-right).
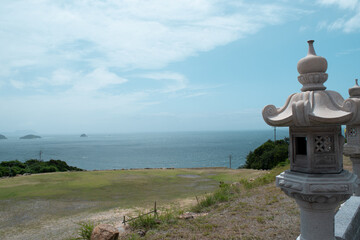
<box><xmin>295</xmin><ymin>136</ymin><xmax>307</xmax><ymax>156</ymax></box>
<box><xmin>349</xmin><ymin>127</ymin><xmax>357</xmax><ymax>137</ymax></box>
<box><xmin>315</xmin><ymin>135</ymin><xmax>334</xmax><ymax>153</ymax></box>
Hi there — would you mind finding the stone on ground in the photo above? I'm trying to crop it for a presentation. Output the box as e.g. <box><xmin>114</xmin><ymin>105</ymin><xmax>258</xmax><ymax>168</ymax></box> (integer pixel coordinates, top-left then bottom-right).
<box><xmin>91</xmin><ymin>224</ymin><xmax>119</xmax><ymax>240</ymax></box>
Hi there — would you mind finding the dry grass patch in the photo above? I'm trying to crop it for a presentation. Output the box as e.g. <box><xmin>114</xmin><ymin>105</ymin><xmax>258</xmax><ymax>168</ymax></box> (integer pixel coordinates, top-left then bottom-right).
<box><xmin>122</xmin><ymin>165</ymin><xmax>300</xmax><ymax>240</ymax></box>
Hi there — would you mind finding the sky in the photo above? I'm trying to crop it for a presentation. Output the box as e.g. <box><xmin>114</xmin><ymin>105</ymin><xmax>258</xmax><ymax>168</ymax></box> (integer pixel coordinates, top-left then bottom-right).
<box><xmin>0</xmin><ymin>0</ymin><xmax>360</xmax><ymax>134</ymax></box>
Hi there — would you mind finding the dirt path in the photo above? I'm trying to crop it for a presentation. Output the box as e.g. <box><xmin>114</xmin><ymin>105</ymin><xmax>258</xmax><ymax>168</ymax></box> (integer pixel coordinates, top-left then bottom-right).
<box><xmin>1</xmin><ymin>205</ymin><xmax>139</xmax><ymax>240</ymax></box>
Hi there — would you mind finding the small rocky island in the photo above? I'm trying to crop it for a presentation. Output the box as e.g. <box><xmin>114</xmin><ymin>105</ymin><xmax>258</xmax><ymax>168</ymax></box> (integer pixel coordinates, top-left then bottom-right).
<box><xmin>20</xmin><ymin>134</ymin><xmax>41</xmax><ymax>139</ymax></box>
<box><xmin>80</xmin><ymin>134</ymin><xmax>88</xmax><ymax>137</ymax></box>
<box><xmin>0</xmin><ymin>134</ymin><xmax>7</xmax><ymax>139</ymax></box>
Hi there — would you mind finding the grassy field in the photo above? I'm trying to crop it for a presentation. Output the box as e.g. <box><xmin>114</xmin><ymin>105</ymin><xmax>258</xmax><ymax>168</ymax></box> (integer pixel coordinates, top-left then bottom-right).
<box><xmin>0</xmin><ymin>168</ymin><xmax>264</xmax><ymax>206</ymax></box>
<box><xmin>0</xmin><ymin>167</ymin><xmax>264</xmax><ymax>239</ymax></box>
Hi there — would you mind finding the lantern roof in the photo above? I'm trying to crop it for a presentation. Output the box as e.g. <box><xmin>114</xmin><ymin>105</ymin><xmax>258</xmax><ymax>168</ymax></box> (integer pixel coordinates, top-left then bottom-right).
<box><xmin>263</xmin><ymin>40</ymin><xmax>352</xmax><ymax>127</ymax></box>
<box><xmin>342</xmin><ymin>79</ymin><xmax>360</xmax><ymax>125</ymax></box>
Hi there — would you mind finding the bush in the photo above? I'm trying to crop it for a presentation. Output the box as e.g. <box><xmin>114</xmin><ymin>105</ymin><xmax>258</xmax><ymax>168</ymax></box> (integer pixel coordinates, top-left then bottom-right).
<box><xmin>0</xmin><ymin>160</ymin><xmax>25</xmax><ymax>169</ymax></box>
<box><xmin>39</xmin><ymin>166</ymin><xmax>58</xmax><ymax>173</ymax></box>
<box><xmin>0</xmin><ymin>159</ymin><xmax>83</xmax><ymax>177</ymax></box>
<box><xmin>0</xmin><ymin>166</ymin><xmax>10</xmax><ymax>177</ymax></box>
<box><xmin>242</xmin><ymin>138</ymin><xmax>289</xmax><ymax>170</ymax></box>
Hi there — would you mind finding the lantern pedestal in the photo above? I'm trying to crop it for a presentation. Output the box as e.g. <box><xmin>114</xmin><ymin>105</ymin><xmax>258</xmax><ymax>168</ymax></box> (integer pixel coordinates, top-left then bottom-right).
<box><xmin>277</xmin><ymin>170</ymin><xmax>356</xmax><ymax>240</ymax></box>
<box><xmin>343</xmin><ymin>139</ymin><xmax>360</xmax><ymax>196</ymax></box>
<box><xmin>296</xmin><ymin>201</ymin><xmax>338</xmax><ymax>240</ymax></box>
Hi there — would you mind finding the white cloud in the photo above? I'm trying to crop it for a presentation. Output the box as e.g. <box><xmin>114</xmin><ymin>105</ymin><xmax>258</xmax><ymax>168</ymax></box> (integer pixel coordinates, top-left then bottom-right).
<box><xmin>3</xmin><ymin>68</ymin><xmax>127</xmax><ymax>94</ymax></box>
<box><xmin>69</xmin><ymin>68</ymin><xmax>128</xmax><ymax>93</ymax></box>
<box><xmin>343</xmin><ymin>12</ymin><xmax>360</xmax><ymax>32</ymax></box>
<box><xmin>317</xmin><ymin>0</ymin><xmax>360</xmax><ymax>32</ymax></box>
<box><xmin>0</xmin><ymin>0</ymin><xmax>305</xmax><ymax>133</ymax></box>
<box><xmin>317</xmin><ymin>0</ymin><xmax>358</xmax><ymax>9</ymax></box>
<box><xmin>0</xmin><ymin>0</ymin><xmax>300</xmax><ymax>74</ymax></box>
<box><xmin>140</xmin><ymin>72</ymin><xmax>188</xmax><ymax>93</ymax></box>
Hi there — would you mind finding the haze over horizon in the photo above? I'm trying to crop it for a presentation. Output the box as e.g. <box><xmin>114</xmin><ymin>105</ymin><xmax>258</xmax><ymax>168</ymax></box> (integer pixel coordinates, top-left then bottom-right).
<box><xmin>1</xmin><ymin>0</ymin><xmax>360</xmax><ymax>134</ymax></box>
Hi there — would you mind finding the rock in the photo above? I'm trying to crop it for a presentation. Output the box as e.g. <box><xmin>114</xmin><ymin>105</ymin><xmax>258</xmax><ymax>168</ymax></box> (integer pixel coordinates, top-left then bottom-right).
<box><xmin>20</xmin><ymin>134</ymin><xmax>41</xmax><ymax>139</ymax></box>
<box><xmin>80</xmin><ymin>134</ymin><xmax>88</xmax><ymax>137</ymax></box>
<box><xmin>91</xmin><ymin>224</ymin><xmax>119</xmax><ymax>240</ymax></box>
<box><xmin>0</xmin><ymin>134</ymin><xmax>7</xmax><ymax>139</ymax></box>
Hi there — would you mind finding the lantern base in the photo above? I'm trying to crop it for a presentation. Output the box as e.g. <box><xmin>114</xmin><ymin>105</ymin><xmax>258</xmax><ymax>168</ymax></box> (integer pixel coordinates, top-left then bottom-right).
<box><xmin>277</xmin><ymin>170</ymin><xmax>357</xmax><ymax>240</ymax></box>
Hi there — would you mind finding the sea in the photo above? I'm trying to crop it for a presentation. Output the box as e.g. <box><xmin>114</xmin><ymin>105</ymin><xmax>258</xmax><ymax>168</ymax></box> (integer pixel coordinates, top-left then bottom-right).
<box><xmin>0</xmin><ymin>130</ymin><xmax>289</xmax><ymax>170</ymax></box>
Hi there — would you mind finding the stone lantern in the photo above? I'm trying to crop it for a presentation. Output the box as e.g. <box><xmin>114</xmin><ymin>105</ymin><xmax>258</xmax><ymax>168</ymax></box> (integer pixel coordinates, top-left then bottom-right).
<box><xmin>262</xmin><ymin>40</ymin><xmax>357</xmax><ymax>240</ymax></box>
<box><xmin>343</xmin><ymin>79</ymin><xmax>360</xmax><ymax>196</ymax></box>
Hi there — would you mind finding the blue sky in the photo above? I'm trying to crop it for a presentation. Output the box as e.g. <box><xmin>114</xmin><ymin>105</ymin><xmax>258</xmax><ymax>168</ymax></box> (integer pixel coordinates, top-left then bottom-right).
<box><xmin>0</xmin><ymin>0</ymin><xmax>360</xmax><ymax>134</ymax></box>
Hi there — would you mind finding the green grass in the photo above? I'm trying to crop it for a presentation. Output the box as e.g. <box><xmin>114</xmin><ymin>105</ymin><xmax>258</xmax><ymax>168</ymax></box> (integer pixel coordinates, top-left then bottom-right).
<box><xmin>190</xmin><ymin>164</ymin><xmax>289</xmax><ymax>213</ymax></box>
<box><xmin>0</xmin><ymin>168</ymin><xmax>263</xmax><ymax>210</ymax></box>
<box><xmin>239</xmin><ymin>164</ymin><xmax>289</xmax><ymax>190</ymax></box>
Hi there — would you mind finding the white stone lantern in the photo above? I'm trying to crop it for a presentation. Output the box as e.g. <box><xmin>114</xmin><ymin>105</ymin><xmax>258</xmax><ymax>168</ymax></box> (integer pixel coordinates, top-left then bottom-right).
<box><xmin>263</xmin><ymin>40</ymin><xmax>357</xmax><ymax>240</ymax></box>
<box><xmin>343</xmin><ymin>79</ymin><xmax>360</xmax><ymax>196</ymax></box>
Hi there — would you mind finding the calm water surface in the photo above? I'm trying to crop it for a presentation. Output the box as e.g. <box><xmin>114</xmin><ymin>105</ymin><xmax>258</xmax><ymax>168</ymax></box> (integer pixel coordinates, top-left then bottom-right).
<box><xmin>0</xmin><ymin>130</ymin><xmax>288</xmax><ymax>170</ymax></box>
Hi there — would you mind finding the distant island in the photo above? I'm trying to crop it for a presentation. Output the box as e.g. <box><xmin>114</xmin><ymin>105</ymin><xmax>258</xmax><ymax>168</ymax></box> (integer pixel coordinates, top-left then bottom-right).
<box><xmin>80</xmin><ymin>134</ymin><xmax>88</xmax><ymax>137</ymax></box>
<box><xmin>0</xmin><ymin>134</ymin><xmax>7</xmax><ymax>139</ymax></box>
<box><xmin>20</xmin><ymin>134</ymin><xmax>41</xmax><ymax>139</ymax></box>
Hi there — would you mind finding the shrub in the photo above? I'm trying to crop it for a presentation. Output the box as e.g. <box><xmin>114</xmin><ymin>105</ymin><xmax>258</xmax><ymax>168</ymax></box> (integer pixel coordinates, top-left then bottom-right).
<box><xmin>67</xmin><ymin>222</ymin><xmax>95</xmax><ymax>240</ymax></box>
<box><xmin>39</xmin><ymin>166</ymin><xmax>58</xmax><ymax>173</ymax></box>
<box><xmin>243</xmin><ymin>138</ymin><xmax>289</xmax><ymax>170</ymax></box>
<box><xmin>0</xmin><ymin>159</ymin><xmax>83</xmax><ymax>177</ymax></box>
<box><xmin>77</xmin><ymin>222</ymin><xmax>94</xmax><ymax>240</ymax></box>
<box><xmin>0</xmin><ymin>166</ymin><xmax>10</xmax><ymax>177</ymax></box>
<box><xmin>0</xmin><ymin>160</ymin><xmax>25</xmax><ymax>169</ymax></box>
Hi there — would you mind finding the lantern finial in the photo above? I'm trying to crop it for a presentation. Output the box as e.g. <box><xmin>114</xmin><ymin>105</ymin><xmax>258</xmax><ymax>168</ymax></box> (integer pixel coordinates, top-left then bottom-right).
<box><xmin>297</xmin><ymin>40</ymin><xmax>328</xmax><ymax>91</ymax></box>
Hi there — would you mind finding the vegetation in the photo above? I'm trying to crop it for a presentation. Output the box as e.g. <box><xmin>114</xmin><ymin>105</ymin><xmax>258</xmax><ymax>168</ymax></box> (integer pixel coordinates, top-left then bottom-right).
<box><xmin>128</xmin><ymin>209</ymin><xmax>179</xmax><ymax>231</ymax></box>
<box><xmin>191</xmin><ymin>163</ymin><xmax>288</xmax><ymax>214</ymax></box>
<box><xmin>242</xmin><ymin>138</ymin><xmax>289</xmax><ymax>170</ymax></box>
<box><xmin>68</xmin><ymin>222</ymin><xmax>95</xmax><ymax>240</ymax></box>
<box><xmin>191</xmin><ymin>182</ymin><xmax>235</xmax><ymax>213</ymax></box>
<box><xmin>0</xmin><ymin>159</ymin><xmax>83</xmax><ymax>177</ymax></box>
<box><xmin>124</xmin><ymin>163</ymin><xmax>293</xmax><ymax>239</ymax></box>
<box><xmin>240</xmin><ymin>162</ymin><xmax>290</xmax><ymax>189</ymax></box>
<box><xmin>0</xmin><ymin>167</ymin><xmax>265</xmax><ymax>239</ymax></box>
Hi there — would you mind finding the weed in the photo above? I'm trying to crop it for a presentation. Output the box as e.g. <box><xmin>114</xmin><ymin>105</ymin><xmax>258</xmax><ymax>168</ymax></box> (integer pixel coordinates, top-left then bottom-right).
<box><xmin>126</xmin><ymin>233</ymin><xmax>141</xmax><ymax>240</ymax></box>
<box><xmin>191</xmin><ymin>183</ymin><xmax>236</xmax><ymax>213</ymax></box>
<box><xmin>67</xmin><ymin>221</ymin><xmax>95</xmax><ymax>240</ymax></box>
<box><xmin>128</xmin><ymin>213</ymin><xmax>159</xmax><ymax>230</ymax></box>
<box><xmin>128</xmin><ymin>209</ymin><xmax>179</xmax><ymax>231</ymax></box>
